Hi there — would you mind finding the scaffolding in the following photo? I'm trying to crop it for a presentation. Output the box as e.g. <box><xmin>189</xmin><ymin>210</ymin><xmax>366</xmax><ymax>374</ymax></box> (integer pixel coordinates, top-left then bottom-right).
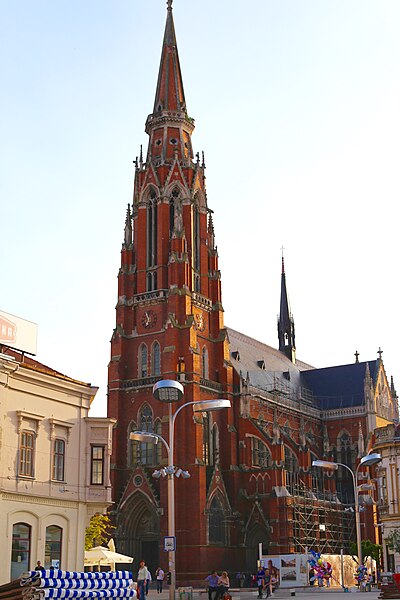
<box><xmin>289</xmin><ymin>479</ymin><xmax>355</xmax><ymax>554</ymax></box>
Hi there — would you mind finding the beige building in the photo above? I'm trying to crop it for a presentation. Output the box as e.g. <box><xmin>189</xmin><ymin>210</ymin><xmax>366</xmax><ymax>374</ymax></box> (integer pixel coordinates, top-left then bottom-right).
<box><xmin>0</xmin><ymin>350</ymin><xmax>115</xmax><ymax>584</ymax></box>
<box><xmin>374</xmin><ymin>422</ymin><xmax>400</xmax><ymax>573</ymax></box>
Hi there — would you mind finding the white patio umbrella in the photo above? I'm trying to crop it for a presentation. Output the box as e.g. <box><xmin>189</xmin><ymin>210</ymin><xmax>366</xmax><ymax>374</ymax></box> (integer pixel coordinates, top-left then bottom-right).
<box><xmin>84</xmin><ymin>544</ymin><xmax>134</xmax><ymax>571</ymax></box>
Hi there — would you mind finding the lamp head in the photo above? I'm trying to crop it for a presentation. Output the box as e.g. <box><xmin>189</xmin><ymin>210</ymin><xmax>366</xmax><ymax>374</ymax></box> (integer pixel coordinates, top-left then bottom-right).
<box><xmin>130</xmin><ymin>431</ymin><xmax>159</xmax><ymax>444</ymax></box>
<box><xmin>193</xmin><ymin>399</ymin><xmax>231</xmax><ymax>412</ymax></box>
<box><xmin>153</xmin><ymin>379</ymin><xmax>184</xmax><ymax>403</ymax></box>
<box><xmin>360</xmin><ymin>453</ymin><xmax>382</xmax><ymax>467</ymax></box>
<box><xmin>312</xmin><ymin>459</ymin><xmax>339</xmax><ymax>470</ymax></box>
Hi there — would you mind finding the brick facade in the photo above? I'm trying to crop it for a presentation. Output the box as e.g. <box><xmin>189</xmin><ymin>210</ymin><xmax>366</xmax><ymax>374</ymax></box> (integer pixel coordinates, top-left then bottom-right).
<box><xmin>107</xmin><ymin>3</ymin><xmax>398</xmax><ymax>584</ymax></box>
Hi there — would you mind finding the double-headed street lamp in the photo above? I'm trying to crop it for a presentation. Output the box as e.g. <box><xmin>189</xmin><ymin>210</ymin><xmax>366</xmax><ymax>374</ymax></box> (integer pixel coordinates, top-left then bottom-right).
<box><xmin>130</xmin><ymin>380</ymin><xmax>231</xmax><ymax>600</ymax></box>
<box><xmin>312</xmin><ymin>452</ymin><xmax>382</xmax><ymax>569</ymax></box>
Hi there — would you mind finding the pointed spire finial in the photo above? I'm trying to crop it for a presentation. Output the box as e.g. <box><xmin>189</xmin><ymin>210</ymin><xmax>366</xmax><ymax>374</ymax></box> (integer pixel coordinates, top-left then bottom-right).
<box><xmin>281</xmin><ymin>246</ymin><xmax>285</xmax><ymax>274</ymax></box>
<box><xmin>167</xmin><ymin>0</ymin><xmax>173</xmax><ymax>10</ymax></box>
<box><xmin>124</xmin><ymin>203</ymin><xmax>133</xmax><ymax>247</ymax></box>
<box><xmin>139</xmin><ymin>145</ymin><xmax>143</xmax><ymax>169</ymax></box>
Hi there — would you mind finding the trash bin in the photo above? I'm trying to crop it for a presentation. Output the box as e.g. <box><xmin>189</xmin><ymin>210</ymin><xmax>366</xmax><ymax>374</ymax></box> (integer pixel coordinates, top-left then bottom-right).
<box><xmin>179</xmin><ymin>587</ymin><xmax>193</xmax><ymax>600</ymax></box>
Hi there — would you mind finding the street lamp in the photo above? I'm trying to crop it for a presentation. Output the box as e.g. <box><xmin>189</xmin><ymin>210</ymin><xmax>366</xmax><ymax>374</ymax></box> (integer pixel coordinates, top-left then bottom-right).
<box><xmin>312</xmin><ymin>453</ymin><xmax>381</xmax><ymax>569</ymax></box>
<box><xmin>130</xmin><ymin>380</ymin><xmax>231</xmax><ymax>600</ymax></box>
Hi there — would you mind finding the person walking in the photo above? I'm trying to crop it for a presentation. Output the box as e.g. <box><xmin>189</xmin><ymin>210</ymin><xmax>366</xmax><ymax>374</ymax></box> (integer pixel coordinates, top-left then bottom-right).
<box><xmin>137</xmin><ymin>560</ymin><xmax>149</xmax><ymax>600</ymax></box>
<box><xmin>155</xmin><ymin>568</ymin><xmax>165</xmax><ymax>594</ymax></box>
<box><xmin>205</xmin><ymin>571</ymin><xmax>219</xmax><ymax>600</ymax></box>
<box><xmin>146</xmin><ymin>569</ymin><xmax>152</xmax><ymax>595</ymax></box>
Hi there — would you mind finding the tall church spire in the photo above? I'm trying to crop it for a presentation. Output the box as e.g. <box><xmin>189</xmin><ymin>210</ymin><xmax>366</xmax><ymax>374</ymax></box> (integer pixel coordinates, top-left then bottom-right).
<box><xmin>278</xmin><ymin>253</ymin><xmax>296</xmax><ymax>363</ymax></box>
<box><xmin>145</xmin><ymin>1</ymin><xmax>194</xmax><ymax>165</ymax></box>
<box><xmin>152</xmin><ymin>0</ymin><xmax>186</xmax><ymax>114</ymax></box>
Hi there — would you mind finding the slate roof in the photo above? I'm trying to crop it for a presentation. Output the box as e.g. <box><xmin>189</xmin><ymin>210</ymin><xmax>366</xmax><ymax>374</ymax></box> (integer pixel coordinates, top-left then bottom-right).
<box><xmin>227</xmin><ymin>327</ymin><xmax>378</xmax><ymax>410</ymax></box>
<box><xmin>226</xmin><ymin>327</ymin><xmax>314</xmax><ymax>403</ymax></box>
<box><xmin>301</xmin><ymin>361</ymin><xmax>378</xmax><ymax>410</ymax></box>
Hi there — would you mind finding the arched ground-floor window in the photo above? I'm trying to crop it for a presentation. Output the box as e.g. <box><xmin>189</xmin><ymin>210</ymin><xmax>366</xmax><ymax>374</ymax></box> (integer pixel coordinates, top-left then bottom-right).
<box><xmin>45</xmin><ymin>525</ymin><xmax>62</xmax><ymax>568</ymax></box>
<box><xmin>11</xmin><ymin>522</ymin><xmax>31</xmax><ymax>580</ymax></box>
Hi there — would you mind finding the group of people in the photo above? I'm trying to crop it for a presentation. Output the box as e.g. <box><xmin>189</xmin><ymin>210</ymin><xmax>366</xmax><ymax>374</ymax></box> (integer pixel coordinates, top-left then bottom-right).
<box><xmin>137</xmin><ymin>561</ymin><xmax>166</xmax><ymax>600</ymax></box>
<box><xmin>204</xmin><ymin>571</ymin><xmax>231</xmax><ymax>600</ymax></box>
<box><xmin>255</xmin><ymin>562</ymin><xmax>279</xmax><ymax>598</ymax></box>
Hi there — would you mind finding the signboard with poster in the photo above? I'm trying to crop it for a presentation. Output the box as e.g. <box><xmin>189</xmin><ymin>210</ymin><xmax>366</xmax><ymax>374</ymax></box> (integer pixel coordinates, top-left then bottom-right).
<box><xmin>261</xmin><ymin>554</ymin><xmax>308</xmax><ymax>588</ymax></box>
<box><xmin>0</xmin><ymin>310</ymin><xmax>37</xmax><ymax>355</ymax></box>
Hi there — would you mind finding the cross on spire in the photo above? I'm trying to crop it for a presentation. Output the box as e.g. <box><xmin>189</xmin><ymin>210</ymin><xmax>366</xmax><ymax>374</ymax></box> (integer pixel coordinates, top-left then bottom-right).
<box><xmin>167</xmin><ymin>0</ymin><xmax>173</xmax><ymax>10</ymax></box>
<box><xmin>377</xmin><ymin>347</ymin><xmax>383</xmax><ymax>360</ymax></box>
<box><xmin>354</xmin><ymin>350</ymin><xmax>359</xmax><ymax>364</ymax></box>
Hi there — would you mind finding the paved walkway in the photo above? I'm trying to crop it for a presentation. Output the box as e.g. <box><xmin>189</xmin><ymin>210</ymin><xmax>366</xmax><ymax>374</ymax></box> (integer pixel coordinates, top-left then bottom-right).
<box><xmin>148</xmin><ymin>588</ymin><xmax>381</xmax><ymax>600</ymax></box>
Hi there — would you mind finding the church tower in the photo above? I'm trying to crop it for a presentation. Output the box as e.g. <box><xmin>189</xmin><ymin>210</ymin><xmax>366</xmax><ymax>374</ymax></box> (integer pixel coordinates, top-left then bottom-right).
<box><xmin>277</xmin><ymin>255</ymin><xmax>296</xmax><ymax>363</ymax></box>
<box><xmin>107</xmin><ymin>1</ymin><xmax>234</xmax><ymax>580</ymax></box>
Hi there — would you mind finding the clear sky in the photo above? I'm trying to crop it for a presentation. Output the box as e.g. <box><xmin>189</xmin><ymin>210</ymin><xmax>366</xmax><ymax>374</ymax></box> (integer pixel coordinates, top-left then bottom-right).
<box><xmin>1</xmin><ymin>1</ymin><xmax>399</xmax><ymax>416</ymax></box>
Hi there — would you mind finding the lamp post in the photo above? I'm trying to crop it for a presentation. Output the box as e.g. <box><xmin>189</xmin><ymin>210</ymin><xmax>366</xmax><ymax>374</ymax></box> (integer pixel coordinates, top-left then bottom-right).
<box><xmin>130</xmin><ymin>380</ymin><xmax>231</xmax><ymax>600</ymax></box>
<box><xmin>312</xmin><ymin>453</ymin><xmax>381</xmax><ymax>569</ymax></box>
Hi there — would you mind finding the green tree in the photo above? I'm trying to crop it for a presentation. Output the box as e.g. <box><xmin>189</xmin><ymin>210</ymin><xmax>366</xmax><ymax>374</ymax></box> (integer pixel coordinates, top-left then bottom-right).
<box><xmin>85</xmin><ymin>513</ymin><xmax>114</xmax><ymax>550</ymax></box>
<box><xmin>350</xmin><ymin>539</ymin><xmax>382</xmax><ymax>564</ymax></box>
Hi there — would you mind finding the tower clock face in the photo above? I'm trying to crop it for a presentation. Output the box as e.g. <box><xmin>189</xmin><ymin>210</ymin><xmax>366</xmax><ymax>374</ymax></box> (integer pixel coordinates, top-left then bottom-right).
<box><xmin>194</xmin><ymin>312</ymin><xmax>205</xmax><ymax>332</ymax></box>
<box><xmin>142</xmin><ymin>309</ymin><xmax>157</xmax><ymax>329</ymax></box>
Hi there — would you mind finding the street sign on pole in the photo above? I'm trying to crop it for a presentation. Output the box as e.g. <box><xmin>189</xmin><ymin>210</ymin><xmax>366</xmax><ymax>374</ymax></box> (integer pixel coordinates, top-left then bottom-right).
<box><xmin>164</xmin><ymin>536</ymin><xmax>176</xmax><ymax>552</ymax></box>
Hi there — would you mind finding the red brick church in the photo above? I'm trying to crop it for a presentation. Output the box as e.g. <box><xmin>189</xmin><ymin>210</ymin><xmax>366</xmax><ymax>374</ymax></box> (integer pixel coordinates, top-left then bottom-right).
<box><xmin>107</xmin><ymin>1</ymin><xmax>398</xmax><ymax>584</ymax></box>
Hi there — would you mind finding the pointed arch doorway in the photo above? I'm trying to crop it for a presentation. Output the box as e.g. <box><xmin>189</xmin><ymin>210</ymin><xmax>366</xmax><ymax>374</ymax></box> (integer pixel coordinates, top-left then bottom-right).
<box><xmin>117</xmin><ymin>491</ymin><xmax>160</xmax><ymax>576</ymax></box>
<box><xmin>245</xmin><ymin>523</ymin><xmax>270</xmax><ymax>573</ymax></box>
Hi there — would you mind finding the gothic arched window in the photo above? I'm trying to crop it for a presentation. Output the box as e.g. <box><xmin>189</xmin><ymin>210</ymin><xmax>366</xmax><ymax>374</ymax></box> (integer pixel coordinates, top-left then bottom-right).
<box><xmin>128</xmin><ymin>421</ymin><xmax>138</xmax><ymax>467</ymax></box>
<box><xmin>139</xmin><ymin>344</ymin><xmax>148</xmax><ymax>378</ymax></box>
<box><xmin>147</xmin><ymin>190</ymin><xmax>157</xmax><ymax>269</ymax></box>
<box><xmin>208</xmin><ymin>495</ymin><xmax>226</xmax><ymax>544</ymax></box>
<box><xmin>201</xmin><ymin>346</ymin><xmax>209</xmax><ymax>379</ymax></box>
<box><xmin>284</xmin><ymin>446</ymin><xmax>299</xmax><ymax>494</ymax></box>
<box><xmin>146</xmin><ymin>190</ymin><xmax>157</xmax><ymax>292</ymax></box>
<box><xmin>202</xmin><ymin>412</ymin><xmax>210</xmax><ymax>465</ymax></box>
<box><xmin>193</xmin><ymin>205</ymin><xmax>200</xmax><ymax>272</ymax></box>
<box><xmin>169</xmin><ymin>189</ymin><xmax>179</xmax><ymax>235</ymax></box>
<box><xmin>339</xmin><ymin>431</ymin><xmax>352</xmax><ymax>468</ymax></box>
<box><xmin>334</xmin><ymin>430</ymin><xmax>354</xmax><ymax>503</ymax></box>
<box><xmin>252</xmin><ymin>438</ymin><xmax>272</xmax><ymax>468</ymax></box>
<box><xmin>310</xmin><ymin>452</ymin><xmax>324</xmax><ymax>496</ymax></box>
<box><xmin>152</xmin><ymin>341</ymin><xmax>161</xmax><ymax>376</ymax></box>
<box><xmin>138</xmin><ymin>405</ymin><xmax>155</xmax><ymax>465</ymax></box>
<box><xmin>212</xmin><ymin>424</ymin><xmax>219</xmax><ymax>465</ymax></box>
<box><xmin>154</xmin><ymin>418</ymin><xmax>162</xmax><ymax>464</ymax></box>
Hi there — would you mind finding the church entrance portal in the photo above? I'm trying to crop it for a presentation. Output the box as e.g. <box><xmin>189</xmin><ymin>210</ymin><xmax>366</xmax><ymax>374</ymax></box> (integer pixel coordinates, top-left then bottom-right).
<box><xmin>117</xmin><ymin>491</ymin><xmax>160</xmax><ymax>577</ymax></box>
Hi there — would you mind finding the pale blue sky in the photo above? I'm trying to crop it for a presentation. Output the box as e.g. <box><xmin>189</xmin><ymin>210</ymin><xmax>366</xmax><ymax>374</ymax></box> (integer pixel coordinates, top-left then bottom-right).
<box><xmin>1</xmin><ymin>1</ymin><xmax>399</xmax><ymax>415</ymax></box>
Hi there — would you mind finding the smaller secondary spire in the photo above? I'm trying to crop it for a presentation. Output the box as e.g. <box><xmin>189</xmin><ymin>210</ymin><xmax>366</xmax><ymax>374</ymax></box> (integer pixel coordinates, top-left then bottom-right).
<box><xmin>278</xmin><ymin>252</ymin><xmax>296</xmax><ymax>363</ymax></box>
